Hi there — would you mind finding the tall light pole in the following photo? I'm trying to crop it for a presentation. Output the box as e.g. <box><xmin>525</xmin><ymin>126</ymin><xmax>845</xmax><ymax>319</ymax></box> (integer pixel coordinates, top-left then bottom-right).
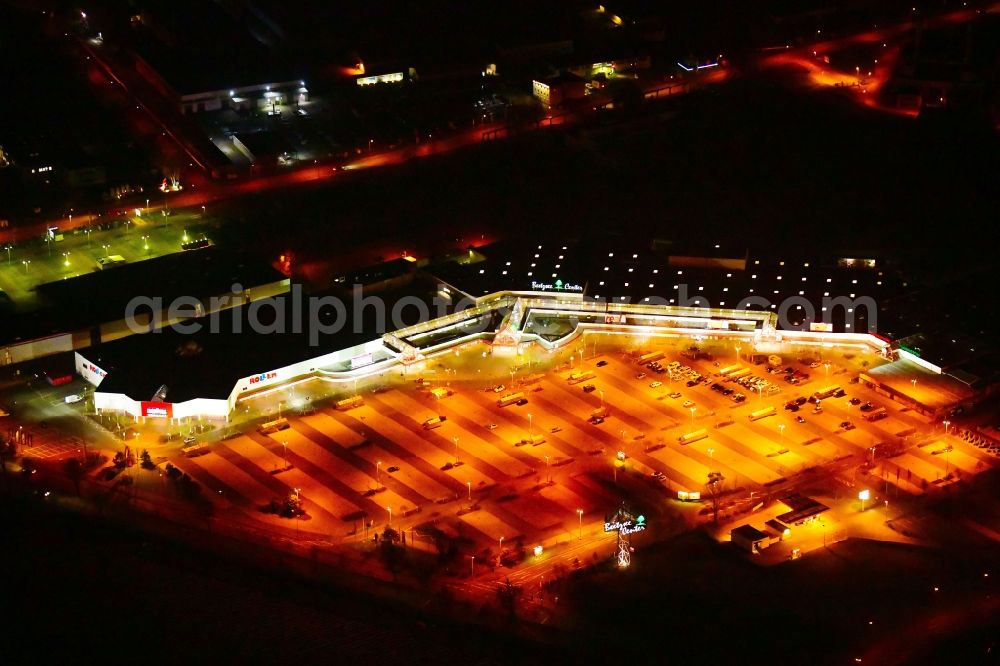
<box><xmin>467</xmin><ymin>481</ymin><xmax>472</xmax><ymax>501</ymax></box>
<box><xmin>735</xmin><ymin>344</ymin><xmax>741</xmax><ymax>360</ymax></box>
<box><xmin>282</xmin><ymin>441</ymin><xmax>287</xmax><ymax>463</ymax></box>
<box><xmin>387</xmin><ymin>505</ymin><xmax>392</xmax><ymax>527</ymax></box>
<box><xmin>577</xmin><ymin>508</ymin><xmax>583</xmax><ymax>539</ymax></box>
<box><xmin>527</xmin><ymin>413</ymin><xmax>533</xmax><ymax>436</ymax></box>
<box><xmin>470</xmin><ymin>555</ymin><xmax>475</xmax><ymax>576</ymax></box>
<box><xmin>779</xmin><ymin>424</ymin><xmax>785</xmax><ymax>447</ymax></box>
<box><xmin>689</xmin><ymin>406</ymin><xmax>696</xmax><ymax>424</ymax></box>
<box><xmin>376</xmin><ymin>460</ymin><xmax>382</xmax><ymax>486</ymax></box>
<box><xmin>4</xmin><ymin>244</ymin><xmax>11</xmax><ymax>264</ymax></box>
<box><xmin>599</xmin><ymin>390</ymin><xmax>605</xmax><ymax>408</ymax></box>
<box><xmin>943</xmin><ymin>420</ymin><xmax>950</xmax><ymax>435</ymax></box>
<box><xmin>499</xmin><ymin>535</ymin><xmax>504</xmax><ymax>554</ymax></box>
<box><xmin>453</xmin><ymin>437</ymin><xmax>459</xmax><ymax>463</ymax></box>
<box><xmin>708</xmin><ymin>447</ymin><xmax>715</xmax><ymax>460</ymax></box>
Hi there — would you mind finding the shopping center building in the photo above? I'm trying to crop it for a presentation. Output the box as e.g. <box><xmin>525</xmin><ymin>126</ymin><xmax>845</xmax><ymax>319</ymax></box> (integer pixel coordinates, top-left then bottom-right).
<box><xmin>78</xmin><ymin>242</ymin><xmax>993</xmax><ymax>423</ymax></box>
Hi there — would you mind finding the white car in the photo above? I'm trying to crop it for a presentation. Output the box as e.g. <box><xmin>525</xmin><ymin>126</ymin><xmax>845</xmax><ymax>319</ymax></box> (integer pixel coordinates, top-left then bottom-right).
<box><xmin>649</xmin><ymin>381</ymin><xmax>662</xmax><ymax>388</ymax></box>
<box><xmin>682</xmin><ymin>400</ymin><xmax>695</xmax><ymax>408</ymax></box>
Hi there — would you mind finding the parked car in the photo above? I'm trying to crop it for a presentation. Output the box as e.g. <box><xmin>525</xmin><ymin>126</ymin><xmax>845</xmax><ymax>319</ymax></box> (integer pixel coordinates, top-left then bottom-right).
<box><xmin>596</xmin><ymin>360</ymin><xmax>608</xmax><ymax>367</ymax></box>
<box><xmin>583</xmin><ymin>384</ymin><xmax>597</xmax><ymax>393</ymax></box>
<box><xmin>649</xmin><ymin>381</ymin><xmax>662</xmax><ymax>388</ymax></box>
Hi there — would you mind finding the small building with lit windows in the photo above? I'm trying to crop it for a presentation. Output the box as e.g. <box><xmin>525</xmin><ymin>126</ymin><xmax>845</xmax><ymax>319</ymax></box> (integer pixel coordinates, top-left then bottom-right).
<box><xmin>532</xmin><ymin>72</ymin><xmax>587</xmax><ymax>108</ymax></box>
<box><xmin>731</xmin><ymin>524</ymin><xmax>771</xmax><ymax>553</ymax></box>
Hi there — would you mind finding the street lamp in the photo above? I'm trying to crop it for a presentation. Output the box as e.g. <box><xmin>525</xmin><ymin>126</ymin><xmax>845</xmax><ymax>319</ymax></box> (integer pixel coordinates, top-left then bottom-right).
<box><xmin>467</xmin><ymin>481</ymin><xmax>472</xmax><ymax>501</ymax></box>
<box><xmin>689</xmin><ymin>406</ymin><xmax>696</xmax><ymax>424</ymax></box>
<box><xmin>145</xmin><ymin>198</ymin><xmax>149</xmax><ymax>212</ymax></box>
<box><xmin>859</xmin><ymin>489</ymin><xmax>870</xmax><ymax>512</ymax></box>
<box><xmin>708</xmin><ymin>447</ymin><xmax>714</xmax><ymax>460</ymax></box>
<box><xmin>4</xmin><ymin>244</ymin><xmax>11</xmax><ymax>264</ymax></box>
<box><xmin>577</xmin><ymin>508</ymin><xmax>583</xmax><ymax>539</ymax></box>
<box><xmin>779</xmin><ymin>424</ymin><xmax>785</xmax><ymax>446</ymax></box>
<box><xmin>21</xmin><ymin>259</ymin><xmax>29</xmax><ymax>274</ymax></box>
<box><xmin>942</xmin><ymin>420</ymin><xmax>950</xmax><ymax>435</ymax></box>
<box><xmin>282</xmin><ymin>441</ymin><xmax>287</xmax><ymax>462</ymax></box>
<box><xmin>387</xmin><ymin>505</ymin><xmax>392</xmax><ymax>526</ymax></box>
<box><xmin>102</xmin><ymin>244</ymin><xmax>110</xmax><ymax>257</ymax></box>
<box><xmin>735</xmin><ymin>344</ymin><xmax>741</xmax><ymax>360</ymax></box>
<box><xmin>470</xmin><ymin>555</ymin><xmax>475</xmax><ymax>576</ymax></box>
<box><xmin>499</xmin><ymin>535</ymin><xmax>504</xmax><ymax>553</ymax></box>
<box><xmin>62</xmin><ymin>252</ymin><xmax>70</xmax><ymax>268</ymax></box>
<box><xmin>453</xmin><ymin>437</ymin><xmax>459</xmax><ymax>463</ymax></box>
<box><xmin>527</xmin><ymin>413</ymin><xmax>533</xmax><ymax>435</ymax></box>
<box><xmin>376</xmin><ymin>460</ymin><xmax>381</xmax><ymax>486</ymax></box>
<box><xmin>599</xmin><ymin>390</ymin><xmax>605</xmax><ymax>407</ymax></box>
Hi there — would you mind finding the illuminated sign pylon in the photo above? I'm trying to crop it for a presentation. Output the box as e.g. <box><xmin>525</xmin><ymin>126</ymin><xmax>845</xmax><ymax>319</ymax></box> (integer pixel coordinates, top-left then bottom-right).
<box><xmin>604</xmin><ymin>504</ymin><xmax>645</xmax><ymax>568</ymax></box>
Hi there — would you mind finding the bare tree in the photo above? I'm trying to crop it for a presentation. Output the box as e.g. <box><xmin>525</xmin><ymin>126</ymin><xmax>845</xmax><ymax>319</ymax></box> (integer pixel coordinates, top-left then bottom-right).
<box><xmin>706</xmin><ymin>471</ymin><xmax>726</xmax><ymax>523</ymax></box>
<box><xmin>496</xmin><ymin>577</ymin><xmax>523</xmax><ymax>618</ymax></box>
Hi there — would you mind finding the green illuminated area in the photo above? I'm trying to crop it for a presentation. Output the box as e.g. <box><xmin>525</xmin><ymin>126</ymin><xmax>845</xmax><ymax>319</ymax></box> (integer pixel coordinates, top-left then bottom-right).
<box><xmin>0</xmin><ymin>210</ymin><xmax>218</xmax><ymax>309</ymax></box>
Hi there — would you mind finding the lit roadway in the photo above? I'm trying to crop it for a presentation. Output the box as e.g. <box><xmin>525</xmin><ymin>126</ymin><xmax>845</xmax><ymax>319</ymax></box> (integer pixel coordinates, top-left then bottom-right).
<box><xmin>7</xmin><ymin>4</ymin><xmax>994</xmax><ymax>249</ymax></box>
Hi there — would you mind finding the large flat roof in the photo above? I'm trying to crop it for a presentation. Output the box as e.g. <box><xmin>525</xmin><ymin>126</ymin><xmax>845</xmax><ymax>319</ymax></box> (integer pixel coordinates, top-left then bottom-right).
<box><xmin>867</xmin><ymin>359</ymin><xmax>975</xmax><ymax>410</ymax></box>
<box><xmin>37</xmin><ymin>247</ymin><xmax>284</xmax><ymax>324</ymax></box>
<box><xmin>2</xmin><ymin>248</ymin><xmax>285</xmax><ymax>346</ymax></box>
<box><xmin>90</xmin><ymin>280</ymin><xmax>448</xmax><ymax>404</ymax></box>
